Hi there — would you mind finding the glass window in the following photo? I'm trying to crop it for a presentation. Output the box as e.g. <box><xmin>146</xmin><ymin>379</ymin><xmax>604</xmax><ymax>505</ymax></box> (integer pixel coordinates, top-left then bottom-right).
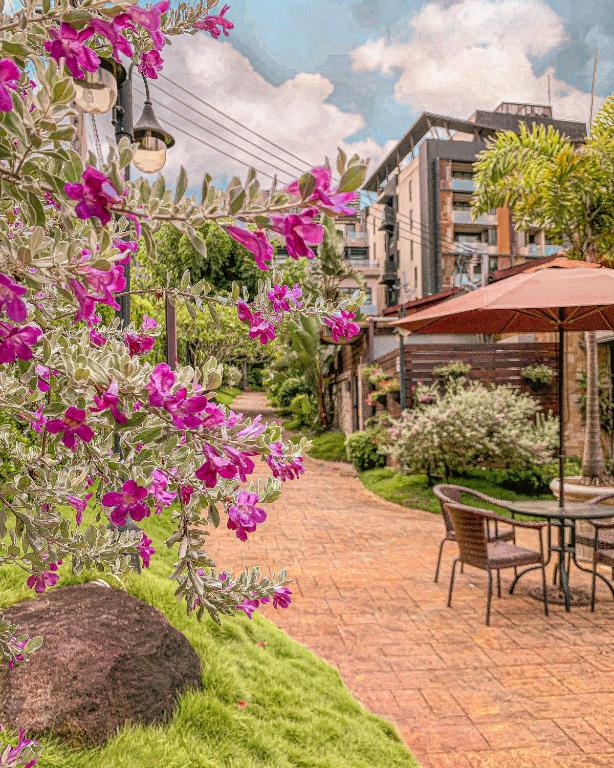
<box><xmin>409</xmin><ymin>180</ymin><xmax>412</xmax><ymax>202</ymax></box>
<box><xmin>487</xmin><ymin>228</ymin><xmax>497</xmax><ymax>245</ymax></box>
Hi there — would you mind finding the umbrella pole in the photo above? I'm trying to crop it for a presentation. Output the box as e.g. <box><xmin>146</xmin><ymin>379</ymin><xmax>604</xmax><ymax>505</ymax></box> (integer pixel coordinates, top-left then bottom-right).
<box><xmin>558</xmin><ymin>309</ymin><xmax>565</xmax><ymax>508</ymax></box>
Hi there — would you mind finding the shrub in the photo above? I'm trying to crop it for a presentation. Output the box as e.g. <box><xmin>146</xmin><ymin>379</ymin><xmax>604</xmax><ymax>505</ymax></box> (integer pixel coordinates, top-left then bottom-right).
<box><xmin>432</xmin><ymin>361</ymin><xmax>472</xmax><ymax>380</ymax></box>
<box><xmin>389</xmin><ymin>380</ymin><xmax>558</xmax><ymax>483</ymax></box>
<box><xmin>345</xmin><ymin>431</ymin><xmax>387</xmax><ymax>472</ymax></box>
<box><xmin>493</xmin><ymin>457</ymin><xmax>581</xmax><ymax>494</ymax></box>
<box><xmin>288</xmin><ymin>393</ymin><xmax>317</xmax><ymax>429</ymax></box>
<box><xmin>222</xmin><ymin>364</ymin><xmax>242</xmax><ymax>388</ymax></box>
<box><xmin>521</xmin><ymin>364</ymin><xmax>555</xmax><ymax>390</ymax></box>
<box><xmin>277</xmin><ymin>377</ymin><xmax>310</xmax><ymax>409</ymax></box>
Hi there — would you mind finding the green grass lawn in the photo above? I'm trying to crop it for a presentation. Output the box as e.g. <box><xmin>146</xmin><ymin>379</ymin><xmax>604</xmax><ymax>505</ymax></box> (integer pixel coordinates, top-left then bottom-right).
<box><xmin>0</xmin><ymin>507</ymin><xmax>416</xmax><ymax>768</ymax></box>
<box><xmin>359</xmin><ymin>468</ymin><xmax>552</xmax><ymax>515</ymax></box>
<box><xmin>306</xmin><ymin>431</ymin><xmax>348</xmax><ymax>463</ymax></box>
<box><xmin>214</xmin><ymin>387</ymin><xmax>241</xmax><ymax>407</ymax></box>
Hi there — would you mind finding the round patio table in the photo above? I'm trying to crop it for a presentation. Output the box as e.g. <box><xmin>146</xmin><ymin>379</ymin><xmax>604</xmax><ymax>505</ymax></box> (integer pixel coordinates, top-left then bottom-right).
<box><xmin>505</xmin><ymin>500</ymin><xmax>614</xmax><ymax>610</ymax></box>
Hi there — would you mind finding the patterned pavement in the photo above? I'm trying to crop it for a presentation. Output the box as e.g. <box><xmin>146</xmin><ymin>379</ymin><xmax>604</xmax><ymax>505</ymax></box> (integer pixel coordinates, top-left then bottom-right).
<box><xmin>212</xmin><ymin>391</ymin><xmax>614</xmax><ymax>768</ymax></box>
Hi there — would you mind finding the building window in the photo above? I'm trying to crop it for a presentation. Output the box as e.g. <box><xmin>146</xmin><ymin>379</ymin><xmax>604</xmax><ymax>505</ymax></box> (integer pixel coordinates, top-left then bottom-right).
<box><xmin>346</xmin><ymin>223</ymin><xmax>356</xmax><ymax>239</ymax></box>
<box><xmin>410</xmin><ymin>240</ymin><xmax>414</xmax><ymax>260</ymax></box>
<box><xmin>487</xmin><ymin>228</ymin><xmax>497</xmax><ymax>246</ymax></box>
<box><xmin>409</xmin><ymin>180</ymin><xmax>412</xmax><ymax>202</ymax></box>
<box><xmin>414</xmin><ymin>267</ymin><xmax>418</xmax><ymax>286</ymax></box>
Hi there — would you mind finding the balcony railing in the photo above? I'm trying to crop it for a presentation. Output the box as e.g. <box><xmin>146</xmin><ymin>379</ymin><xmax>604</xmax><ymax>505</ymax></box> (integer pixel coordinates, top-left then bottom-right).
<box><xmin>344</xmin><ymin>258</ymin><xmax>378</xmax><ymax>270</ymax></box>
<box><xmin>345</xmin><ymin>233</ymin><xmax>368</xmax><ymax>247</ymax></box>
<box><xmin>450</xmin><ymin>177</ymin><xmax>474</xmax><ymax>192</ymax></box>
<box><xmin>452</xmin><ymin>210</ymin><xmax>497</xmax><ymax>225</ymax></box>
<box><xmin>520</xmin><ymin>244</ymin><xmax>562</xmax><ymax>257</ymax></box>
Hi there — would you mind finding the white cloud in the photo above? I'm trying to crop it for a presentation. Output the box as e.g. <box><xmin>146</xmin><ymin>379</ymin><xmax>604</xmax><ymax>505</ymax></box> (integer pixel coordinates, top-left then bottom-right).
<box><xmin>351</xmin><ymin>0</ymin><xmax>593</xmax><ymax>123</ymax></box>
<box><xmin>90</xmin><ymin>35</ymin><xmax>394</xmax><ymax>188</ymax></box>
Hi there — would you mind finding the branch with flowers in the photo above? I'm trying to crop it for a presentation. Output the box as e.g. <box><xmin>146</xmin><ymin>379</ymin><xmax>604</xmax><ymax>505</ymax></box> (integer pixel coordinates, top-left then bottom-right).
<box><xmin>0</xmin><ymin>0</ymin><xmax>367</xmax><ymax>760</ymax></box>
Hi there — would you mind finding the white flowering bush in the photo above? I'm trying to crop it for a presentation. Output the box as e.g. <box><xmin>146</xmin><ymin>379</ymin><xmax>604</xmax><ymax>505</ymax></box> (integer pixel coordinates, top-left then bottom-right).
<box><xmin>389</xmin><ymin>381</ymin><xmax>558</xmax><ymax>483</ymax></box>
<box><xmin>0</xmin><ymin>0</ymin><xmax>369</xmax><ymax>760</ymax></box>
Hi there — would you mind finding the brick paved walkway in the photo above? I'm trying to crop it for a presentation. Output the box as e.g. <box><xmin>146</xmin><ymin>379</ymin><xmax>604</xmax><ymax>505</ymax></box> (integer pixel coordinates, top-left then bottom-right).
<box><xmin>214</xmin><ymin>392</ymin><xmax>614</xmax><ymax>768</ymax></box>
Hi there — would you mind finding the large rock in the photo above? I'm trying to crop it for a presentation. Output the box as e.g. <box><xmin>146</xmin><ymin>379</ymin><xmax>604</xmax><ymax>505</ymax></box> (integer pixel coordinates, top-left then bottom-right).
<box><xmin>0</xmin><ymin>583</ymin><xmax>201</xmax><ymax>745</ymax></box>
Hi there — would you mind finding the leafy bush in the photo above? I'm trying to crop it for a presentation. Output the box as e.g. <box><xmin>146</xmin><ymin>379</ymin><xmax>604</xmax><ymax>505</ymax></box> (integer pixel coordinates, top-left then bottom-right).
<box><xmin>492</xmin><ymin>457</ymin><xmax>581</xmax><ymax>494</ymax></box>
<box><xmin>345</xmin><ymin>431</ymin><xmax>387</xmax><ymax>472</ymax></box>
<box><xmin>277</xmin><ymin>377</ymin><xmax>311</xmax><ymax>409</ymax></box>
<box><xmin>389</xmin><ymin>380</ymin><xmax>558</xmax><ymax>483</ymax></box>
<box><xmin>289</xmin><ymin>393</ymin><xmax>317</xmax><ymax>429</ymax></box>
<box><xmin>521</xmin><ymin>364</ymin><xmax>555</xmax><ymax>390</ymax></box>
<box><xmin>222</xmin><ymin>364</ymin><xmax>242</xmax><ymax>388</ymax></box>
<box><xmin>432</xmin><ymin>361</ymin><xmax>472</xmax><ymax>380</ymax></box>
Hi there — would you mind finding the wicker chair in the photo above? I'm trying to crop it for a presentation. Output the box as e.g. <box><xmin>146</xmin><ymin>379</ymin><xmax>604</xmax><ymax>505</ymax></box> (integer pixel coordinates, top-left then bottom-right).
<box><xmin>574</xmin><ymin>492</ymin><xmax>614</xmax><ymax>553</ymax></box>
<box><xmin>444</xmin><ymin>501</ymin><xmax>549</xmax><ymax>625</ymax></box>
<box><xmin>590</xmin><ymin>520</ymin><xmax>614</xmax><ymax>612</ymax></box>
<box><xmin>432</xmin><ymin>484</ymin><xmax>516</xmax><ymax>583</ymax></box>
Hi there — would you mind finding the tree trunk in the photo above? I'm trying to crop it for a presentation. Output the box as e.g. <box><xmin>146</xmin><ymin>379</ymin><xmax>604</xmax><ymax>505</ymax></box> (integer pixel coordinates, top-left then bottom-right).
<box><xmin>315</xmin><ymin>369</ymin><xmax>327</xmax><ymax>429</ymax></box>
<box><xmin>581</xmin><ymin>330</ymin><xmax>608</xmax><ymax>481</ymax></box>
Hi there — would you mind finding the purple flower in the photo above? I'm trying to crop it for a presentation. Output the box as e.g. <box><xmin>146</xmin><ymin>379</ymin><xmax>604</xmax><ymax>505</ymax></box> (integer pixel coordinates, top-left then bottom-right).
<box><xmin>117</xmin><ymin>0</ymin><xmax>169</xmax><ymax>51</ymax></box>
<box><xmin>8</xmin><ymin>638</ymin><xmax>27</xmax><ymax>670</ymax></box>
<box><xmin>236</xmin><ymin>301</ymin><xmax>277</xmax><ymax>345</ymax></box>
<box><xmin>124</xmin><ymin>333</ymin><xmax>155</xmax><ymax>356</ymax></box>
<box><xmin>236</xmin><ymin>300</ymin><xmax>253</xmax><ymax>324</ymax></box>
<box><xmin>0</xmin><ymin>272</ymin><xmax>27</xmax><ymax>322</ymax></box>
<box><xmin>270</xmin><ymin>208</ymin><xmax>324</xmax><ymax>260</ymax></box>
<box><xmin>180</xmin><ymin>484</ymin><xmax>193</xmax><ymax>506</ymax></box>
<box><xmin>89</xmin><ymin>327</ymin><xmax>107</xmax><ymax>347</ymax></box>
<box><xmin>147</xmin><ymin>363</ymin><xmax>212</xmax><ymax>429</ymax></box>
<box><xmin>0</xmin><ymin>323</ymin><xmax>41</xmax><ymax>363</ymax></box>
<box><xmin>44</xmin><ymin>22</ymin><xmax>98</xmax><ymax>79</ymax></box>
<box><xmin>4</xmin><ymin>727</ymin><xmax>40</xmax><ymax>767</ymax></box>
<box><xmin>113</xmin><ymin>238</ymin><xmax>138</xmax><ymax>265</ymax></box>
<box><xmin>90</xmin><ymin>380</ymin><xmax>127</xmax><ymax>424</ymax></box>
<box><xmin>64</xmin><ymin>166</ymin><xmax>121</xmax><ymax>226</ymax></box>
<box><xmin>142</xmin><ymin>315</ymin><xmax>158</xmax><ymax>330</ymax></box>
<box><xmin>30</xmin><ymin>407</ymin><xmax>46</xmax><ymax>433</ymax></box>
<box><xmin>67</xmin><ymin>492</ymin><xmax>93</xmax><ymax>525</ymax></box>
<box><xmin>286</xmin><ymin>166</ymin><xmax>357</xmax><ymax>215</ymax></box>
<box><xmin>138</xmin><ymin>533</ymin><xmax>155</xmax><ymax>568</ymax></box>
<box><xmin>236</xmin><ymin>597</ymin><xmax>260</xmax><ymax>619</ymax></box>
<box><xmin>89</xmin><ymin>17</ymin><xmax>133</xmax><ymax>62</ymax></box>
<box><xmin>195</xmin><ymin>4</ymin><xmax>234</xmax><ymax>38</ymax></box>
<box><xmin>46</xmin><ymin>407</ymin><xmax>94</xmax><ymax>450</ymax></box>
<box><xmin>227</xmin><ymin>490</ymin><xmax>266</xmax><ymax>542</ymax></box>
<box><xmin>267</xmin><ymin>283</ymin><xmax>302</xmax><ymax>312</ymax></box>
<box><xmin>27</xmin><ymin>560</ymin><xmax>61</xmax><ymax>594</ymax></box>
<box><xmin>150</xmin><ymin>469</ymin><xmax>176</xmax><ymax>512</ymax></box>
<box><xmin>0</xmin><ymin>58</ymin><xmax>20</xmax><ymax>113</ymax></box>
<box><xmin>102</xmin><ymin>479</ymin><xmax>149</xmax><ymax>527</ymax></box>
<box><xmin>225</xmin><ymin>226</ymin><xmax>273</xmax><ymax>271</ymax></box>
<box><xmin>35</xmin><ymin>365</ymin><xmax>50</xmax><ymax>392</ymax></box>
<box><xmin>322</xmin><ymin>310</ymin><xmax>360</xmax><ymax>343</ymax></box>
<box><xmin>196</xmin><ymin>444</ymin><xmax>239</xmax><ymax>487</ymax></box>
<box><xmin>272</xmin><ymin>585</ymin><xmax>292</xmax><ymax>609</ymax></box>
<box><xmin>266</xmin><ymin>441</ymin><xmax>305</xmax><ymax>481</ymax></box>
<box><xmin>138</xmin><ymin>49</ymin><xmax>164</xmax><ymax>79</ymax></box>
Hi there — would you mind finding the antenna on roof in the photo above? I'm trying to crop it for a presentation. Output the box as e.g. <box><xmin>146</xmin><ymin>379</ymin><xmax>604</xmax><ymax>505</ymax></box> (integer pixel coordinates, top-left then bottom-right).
<box><xmin>589</xmin><ymin>48</ymin><xmax>599</xmax><ymax>132</ymax></box>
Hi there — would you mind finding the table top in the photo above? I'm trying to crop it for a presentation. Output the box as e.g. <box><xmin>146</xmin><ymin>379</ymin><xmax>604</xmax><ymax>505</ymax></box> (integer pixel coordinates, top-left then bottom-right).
<box><xmin>506</xmin><ymin>499</ymin><xmax>614</xmax><ymax>521</ymax></box>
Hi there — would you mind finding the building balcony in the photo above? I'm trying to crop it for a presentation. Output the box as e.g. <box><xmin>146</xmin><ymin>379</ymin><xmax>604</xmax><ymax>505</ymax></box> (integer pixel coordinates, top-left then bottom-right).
<box><xmin>344</xmin><ymin>258</ymin><xmax>381</xmax><ymax>276</ymax></box>
<box><xmin>345</xmin><ymin>233</ymin><xmax>368</xmax><ymax>247</ymax></box>
<box><xmin>449</xmin><ymin>242</ymin><xmax>498</xmax><ymax>255</ymax></box>
<box><xmin>360</xmin><ymin>303</ymin><xmax>378</xmax><ymax>316</ymax></box>
<box><xmin>452</xmin><ymin>210</ymin><xmax>497</xmax><ymax>225</ymax></box>
<box><xmin>450</xmin><ymin>177</ymin><xmax>475</xmax><ymax>192</ymax></box>
<box><xmin>519</xmin><ymin>244</ymin><xmax>562</xmax><ymax>257</ymax></box>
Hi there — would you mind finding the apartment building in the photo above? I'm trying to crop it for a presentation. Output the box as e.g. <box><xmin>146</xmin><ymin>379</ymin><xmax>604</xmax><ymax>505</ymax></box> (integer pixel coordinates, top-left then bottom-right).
<box><xmin>363</xmin><ymin>102</ymin><xmax>586</xmax><ymax>309</ymax></box>
<box><xmin>334</xmin><ymin>201</ymin><xmax>381</xmax><ymax>316</ymax></box>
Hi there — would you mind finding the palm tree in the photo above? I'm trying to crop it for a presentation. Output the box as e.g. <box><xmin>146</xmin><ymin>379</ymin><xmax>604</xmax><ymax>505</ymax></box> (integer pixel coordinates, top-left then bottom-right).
<box><xmin>472</xmin><ymin>94</ymin><xmax>614</xmax><ymax>483</ymax></box>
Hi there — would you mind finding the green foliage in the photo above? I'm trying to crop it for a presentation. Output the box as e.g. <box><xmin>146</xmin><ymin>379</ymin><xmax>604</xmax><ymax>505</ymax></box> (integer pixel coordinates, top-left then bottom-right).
<box><xmin>577</xmin><ymin>369</ymin><xmax>614</xmax><ymax>439</ymax></box>
<box><xmin>432</xmin><ymin>362</ymin><xmax>471</xmax><ymax>380</ymax></box>
<box><xmin>307</xmin><ymin>431</ymin><xmax>348</xmax><ymax>462</ymax></box>
<box><xmin>276</xmin><ymin>377</ymin><xmax>310</xmax><ymax>409</ymax></box>
<box><xmin>288</xmin><ymin>393</ymin><xmax>317</xmax><ymax>429</ymax></box>
<box><xmin>521</xmin><ymin>364</ymin><xmax>555</xmax><ymax>390</ymax></box>
<box><xmin>345</xmin><ymin>431</ymin><xmax>386</xmax><ymax>472</ymax></box>
<box><xmin>491</xmin><ymin>457</ymin><xmax>582</xmax><ymax>495</ymax></box>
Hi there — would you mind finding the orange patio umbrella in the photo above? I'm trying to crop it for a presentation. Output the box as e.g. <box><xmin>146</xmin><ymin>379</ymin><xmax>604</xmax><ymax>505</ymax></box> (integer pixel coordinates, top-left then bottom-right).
<box><xmin>393</xmin><ymin>258</ymin><xmax>614</xmax><ymax>507</ymax></box>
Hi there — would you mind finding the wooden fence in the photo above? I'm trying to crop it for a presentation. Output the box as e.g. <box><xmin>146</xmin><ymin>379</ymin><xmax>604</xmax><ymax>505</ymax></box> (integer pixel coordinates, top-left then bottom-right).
<box><xmin>373</xmin><ymin>342</ymin><xmax>559</xmax><ymax>414</ymax></box>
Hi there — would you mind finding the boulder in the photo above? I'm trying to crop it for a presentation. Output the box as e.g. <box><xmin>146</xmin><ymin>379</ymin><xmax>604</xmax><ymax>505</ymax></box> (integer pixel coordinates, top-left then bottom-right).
<box><xmin>0</xmin><ymin>583</ymin><xmax>201</xmax><ymax>745</ymax></box>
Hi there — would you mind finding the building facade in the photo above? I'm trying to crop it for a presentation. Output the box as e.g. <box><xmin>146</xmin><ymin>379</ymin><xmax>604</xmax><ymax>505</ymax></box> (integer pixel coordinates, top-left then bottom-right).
<box><xmin>363</xmin><ymin>102</ymin><xmax>586</xmax><ymax>310</ymax></box>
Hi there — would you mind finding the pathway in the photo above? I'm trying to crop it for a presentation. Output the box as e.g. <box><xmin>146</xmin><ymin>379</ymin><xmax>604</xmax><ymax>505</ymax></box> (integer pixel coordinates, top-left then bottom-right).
<box><xmin>214</xmin><ymin>391</ymin><xmax>614</xmax><ymax>768</ymax></box>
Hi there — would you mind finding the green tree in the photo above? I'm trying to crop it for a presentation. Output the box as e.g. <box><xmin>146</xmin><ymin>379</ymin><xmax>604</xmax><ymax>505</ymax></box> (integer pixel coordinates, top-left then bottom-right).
<box><xmin>472</xmin><ymin>95</ymin><xmax>614</xmax><ymax>483</ymax></box>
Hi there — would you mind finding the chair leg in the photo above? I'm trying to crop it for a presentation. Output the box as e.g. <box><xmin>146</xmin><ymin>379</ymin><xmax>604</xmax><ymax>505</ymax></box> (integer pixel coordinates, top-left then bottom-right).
<box><xmin>485</xmin><ymin>570</ymin><xmax>493</xmax><ymax>626</ymax></box>
<box><xmin>447</xmin><ymin>559</ymin><xmax>459</xmax><ymax>608</ymax></box>
<box><xmin>461</xmin><ymin>562</ymin><xmax>465</xmax><ymax>574</ymax></box>
<box><xmin>591</xmin><ymin>557</ymin><xmax>598</xmax><ymax>613</ymax></box>
<box><xmin>434</xmin><ymin>538</ymin><xmax>447</xmax><ymax>583</ymax></box>
<box><xmin>496</xmin><ymin>569</ymin><xmax>502</xmax><ymax>598</ymax></box>
<box><xmin>553</xmin><ymin>561</ymin><xmax>558</xmax><ymax>586</ymax></box>
<box><xmin>541</xmin><ymin>564</ymin><xmax>549</xmax><ymax>617</ymax></box>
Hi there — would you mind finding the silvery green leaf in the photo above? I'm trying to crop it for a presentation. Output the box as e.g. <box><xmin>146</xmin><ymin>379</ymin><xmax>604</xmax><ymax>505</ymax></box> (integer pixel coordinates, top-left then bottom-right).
<box><xmin>175</xmin><ymin>165</ymin><xmax>188</xmax><ymax>202</ymax></box>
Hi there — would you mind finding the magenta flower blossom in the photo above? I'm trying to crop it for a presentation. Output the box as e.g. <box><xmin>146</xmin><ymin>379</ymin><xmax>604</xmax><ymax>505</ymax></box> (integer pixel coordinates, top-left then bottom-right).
<box><xmin>117</xmin><ymin>0</ymin><xmax>169</xmax><ymax>51</ymax></box>
<box><xmin>138</xmin><ymin>533</ymin><xmax>155</xmax><ymax>568</ymax></box>
<box><xmin>196</xmin><ymin>444</ymin><xmax>240</xmax><ymax>487</ymax></box>
<box><xmin>0</xmin><ymin>272</ymin><xmax>27</xmax><ymax>322</ymax></box>
<box><xmin>35</xmin><ymin>365</ymin><xmax>50</xmax><ymax>392</ymax></box>
<box><xmin>0</xmin><ymin>323</ymin><xmax>41</xmax><ymax>363</ymax></box>
<box><xmin>44</xmin><ymin>191</ymin><xmax>61</xmax><ymax>210</ymax></box>
<box><xmin>102</xmin><ymin>479</ymin><xmax>150</xmax><ymax>527</ymax></box>
<box><xmin>270</xmin><ymin>208</ymin><xmax>324</xmax><ymax>260</ymax></box>
<box><xmin>227</xmin><ymin>490</ymin><xmax>266</xmax><ymax>542</ymax></box>
<box><xmin>286</xmin><ymin>166</ymin><xmax>357</xmax><ymax>215</ymax></box>
<box><xmin>64</xmin><ymin>166</ymin><xmax>121</xmax><ymax>225</ymax></box>
<box><xmin>180</xmin><ymin>484</ymin><xmax>193</xmax><ymax>506</ymax></box>
<box><xmin>89</xmin><ymin>327</ymin><xmax>107</xmax><ymax>347</ymax></box>
<box><xmin>236</xmin><ymin>597</ymin><xmax>260</xmax><ymax>619</ymax></box>
<box><xmin>272</xmin><ymin>585</ymin><xmax>292</xmax><ymax>609</ymax></box>
<box><xmin>147</xmin><ymin>363</ymin><xmax>211</xmax><ymax>429</ymax></box>
<box><xmin>44</xmin><ymin>22</ymin><xmax>98</xmax><ymax>79</ymax></box>
<box><xmin>138</xmin><ymin>49</ymin><xmax>164</xmax><ymax>79</ymax></box>
<box><xmin>236</xmin><ymin>300</ymin><xmax>253</xmax><ymax>324</ymax></box>
<box><xmin>125</xmin><ymin>333</ymin><xmax>155</xmax><ymax>356</ymax></box>
<box><xmin>27</xmin><ymin>560</ymin><xmax>61</xmax><ymax>594</ymax></box>
<box><xmin>67</xmin><ymin>492</ymin><xmax>93</xmax><ymax>526</ymax></box>
<box><xmin>113</xmin><ymin>237</ymin><xmax>138</xmax><ymax>264</ymax></box>
<box><xmin>267</xmin><ymin>283</ymin><xmax>302</xmax><ymax>312</ymax></box>
<box><xmin>142</xmin><ymin>315</ymin><xmax>158</xmax><ymax>330</ymax></box>
<box><xmin>235</xmin><ymin>302</ymin><xmax>276</xmax><ymax>345</ymax></box>
<box><xmin>323</xmin><ymin>310</ymin><xmax>360</xmax><ymax>343</ymax></box>
<box><xmin>90</xmin><ymin>380</ymin><xmax>127</xmax><ymax>424</ymax></box>
<box><xmin>46</xmin><ymin>407</ymin><xmax>94</xmax><ymax>450</ymax></box>
<box><xmin>89</xmin><ymin>17</ymin><xmax>133</xmax><ymax>62</ymax></box>
<box><xmin>147</xmin><ymin>362</ymin><xmax>176</xmax><ymax>408</ymax></box>
<box><xmin>266</xmin><ymin>442</ymin><xmax>305</xmax><ymax>482</ymax></box>
<box><xmin>8</xmin><ymin>638</ymin><xmax>27</xmax><ymax>670</ymax></box>
<box><xmin>0</xmin><ymin>58</ymin><xmax>20</xmax><ymax>113</ymax></box>
<box><xmin>30</xmin><ymin>407</ymin><xmax>46</xmax><ymax>434</ymax></box>
<box><xmin>5</xmin><ymin>727</ymin><xmax>40</xmax><ymax>767</ymax></box>
<box><xmin>225</xmin><ymin>226</ymin><xmax>273</xmax><ymax>271</ymax></box>
<box><xmin>150</xmin><ymin>469</ymin><xmax>176</xmax><ymax>513</ymax></box>
<box><xmin>195</xmin><ymin>4</ymin><xmax>234</xmax><ymax>38</ymax></box>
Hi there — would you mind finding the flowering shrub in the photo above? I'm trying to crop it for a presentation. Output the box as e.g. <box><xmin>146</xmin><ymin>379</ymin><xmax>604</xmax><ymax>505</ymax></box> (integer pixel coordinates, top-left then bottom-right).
<box><xmin>345</xmin><ymin>431</ymin><xmax>386</xmax><ymax>472</ymax></box>
<box><xmin>521</xmin><ymin>363</ymin><xmax>555</xmax><ymax>390</ymax></box>
<box><xmin>432</xmin><ymin>361</ymin><xmax>472</xmax><ymax>380</ymax></box>
<box><xmin>389</xmin><ymin>381</ymin><xmax>558</xmax><ymax>482</ymax></box>
<box><xmin>0</xmin><ymin>0</ymin><xmax>368</xmax><ymax>758</ymax></box>
<box><xmin>222</xmin><ymin>364</ymin><xmax>242</xmax><ymax>388</ymax></box>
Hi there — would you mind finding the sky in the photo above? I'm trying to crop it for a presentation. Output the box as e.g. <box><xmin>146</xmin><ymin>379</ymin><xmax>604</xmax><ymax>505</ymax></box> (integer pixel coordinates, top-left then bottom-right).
<box><xmin>106</xmin><ymin>0</ymin><xmax>614</xmax><ymax>187</ymax></box>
